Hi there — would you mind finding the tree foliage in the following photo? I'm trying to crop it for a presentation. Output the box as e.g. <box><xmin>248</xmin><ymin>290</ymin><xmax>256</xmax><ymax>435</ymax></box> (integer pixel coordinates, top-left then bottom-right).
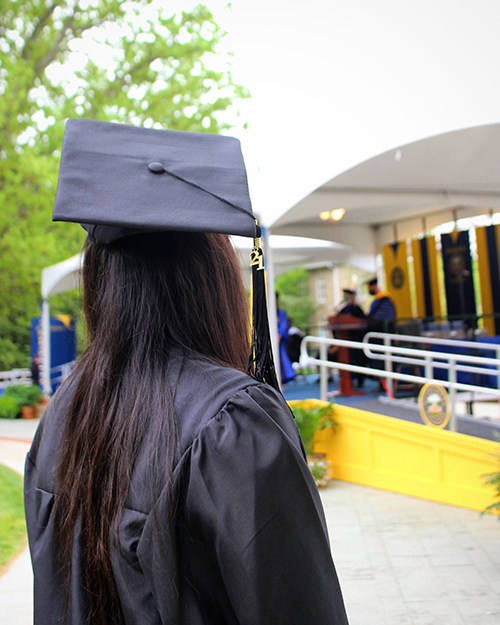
<box><xmin>275</xmin><ymin>267</ymin><xmax>316</xmax><ymax>332</ymax></box>
<box><xmin>0</xmin><ymin>0</ymin><xmax>248</xmax><ymax>370</ymax></box>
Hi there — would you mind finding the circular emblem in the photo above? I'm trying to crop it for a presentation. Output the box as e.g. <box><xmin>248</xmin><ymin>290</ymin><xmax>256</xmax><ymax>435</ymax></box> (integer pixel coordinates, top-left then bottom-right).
<box><xmin>391</xmin><ymin>266</ymin><xmax>405</xmax><ymax>290</ymax></box>
<box><xmin>418</xmin><ymin>383</ymin><xmax>451</xmax><ymax>428</ymax></box>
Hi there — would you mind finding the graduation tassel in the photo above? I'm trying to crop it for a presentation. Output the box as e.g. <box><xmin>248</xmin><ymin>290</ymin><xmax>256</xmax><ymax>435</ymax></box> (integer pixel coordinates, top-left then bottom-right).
<box><xmin>247</xmin><ymin>224</ymin><xmax>281</xmax><ymax>392</ymax></box>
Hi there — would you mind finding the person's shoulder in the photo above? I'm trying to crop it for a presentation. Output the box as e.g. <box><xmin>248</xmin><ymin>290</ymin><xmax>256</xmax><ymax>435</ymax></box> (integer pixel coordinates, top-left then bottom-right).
<box><xmin>377</xmin><ymin>295</ymin><xmax>396</xmax><ymax>312</ymax></box>
<box><xmin>174</xmin><ymin>350</ymin><xmax>300</xmax><ymax>458</ymax></box>
<box><xmin>197</xmin><ymin>381</ymin><xmax>302</xmax><ymax>461</ymax></box>
<box><xmin>376</xmin><ymin>291</ymin><xmax>395</xmax><ymax>303</ymax></box>
<box><xmin>174</xmin><ymin>349</ymin><xmax>259</xmax><ymax>407</ymax></box>
<box><xmin>224</xmin><ymin>382</ymin><xmax>299</xmax><ymax>441</ymax></box>
<box><xmin>172</xmin><ymin>349</ymin><xmax>259</xmax><ymax>448</ymax></box>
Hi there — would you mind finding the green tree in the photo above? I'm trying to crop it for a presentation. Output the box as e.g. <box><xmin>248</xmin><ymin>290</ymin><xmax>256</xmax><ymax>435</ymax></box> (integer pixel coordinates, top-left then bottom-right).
<box><xmin>275</xmin><ymin>267</ymin><xmax>316</xmax><ymax>331</ymax></box>
<box><xmin>0</xmin><ymin>1</ymin><xmax>248</xmax><ymax>370</ymax></box>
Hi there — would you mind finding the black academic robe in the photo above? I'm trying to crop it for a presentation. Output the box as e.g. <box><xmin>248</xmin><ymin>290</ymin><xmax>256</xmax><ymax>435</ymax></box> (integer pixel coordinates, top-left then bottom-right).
<box><xmin>25</xmin><ymin>348</ymin><xmax>349</xmax><ymax>625</ymax></box>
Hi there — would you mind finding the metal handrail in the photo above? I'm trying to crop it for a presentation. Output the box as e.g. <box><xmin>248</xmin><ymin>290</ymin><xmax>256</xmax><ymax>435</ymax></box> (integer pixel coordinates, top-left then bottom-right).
<box><xmin>363</xmin><ymin>331</ymin><xmax>500</xmax><ymax>397</ymax></box>
<box><xmin>362</xmin><ymin>341</ymin><xmax>500</xmax><ymax>367</ymax></box>
<box><xmin>364</xmin><ymin>331</ymin><xmax>500</xmax><ymax>355</ymax></box>
<box><xmin>300</xmin><ymin>335</ymin><xmax>500</xmax><ymax>431</ymax></box>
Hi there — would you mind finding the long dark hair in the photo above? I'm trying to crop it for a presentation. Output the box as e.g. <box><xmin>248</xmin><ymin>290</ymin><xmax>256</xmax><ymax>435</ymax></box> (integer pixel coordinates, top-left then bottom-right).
<box><xmin>53</xmin><ymin>231</ymin><xmax>250</xmax><ymax>624</ymax></box>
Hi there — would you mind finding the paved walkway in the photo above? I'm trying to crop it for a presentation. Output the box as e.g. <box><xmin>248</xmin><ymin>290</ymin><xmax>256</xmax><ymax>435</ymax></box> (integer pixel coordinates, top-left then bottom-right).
<box><xmin>0</xmin><ymin>434</ymin><xmax>32</xmax><ymax>625</ymax></box>
<box><xmin>324</xmin><ymin>481</ymin><xmax>500</xmax><ymax>624</ymax></box>
<box><xmin>1</xmin><ymin>419</ymin><xmax>499</xmax><ymax>624</ymax></box>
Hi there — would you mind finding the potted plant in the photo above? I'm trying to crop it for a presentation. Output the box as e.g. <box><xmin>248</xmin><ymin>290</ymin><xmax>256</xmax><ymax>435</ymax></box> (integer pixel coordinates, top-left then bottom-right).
<box><xmin>19</xmin><ymin>385</ymin><xmax>43</xmax><ymax>419</ymax></box>
<box><xmin>289</xmin><ymin>400</ymin><xmax>337</xmax><ymax>487</ymax></box>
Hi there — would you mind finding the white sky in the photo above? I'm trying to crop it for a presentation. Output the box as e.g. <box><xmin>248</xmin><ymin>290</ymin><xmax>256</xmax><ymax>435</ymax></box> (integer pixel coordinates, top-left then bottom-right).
<box><xmin>201</xmin><ymin>0</ymin><xmax>500</xmax><ymax>227</ymax></box>
<box><xmin>57</xmin><ymin>0</ymin><xmax>500</xmax><ymax>228</ymax></box>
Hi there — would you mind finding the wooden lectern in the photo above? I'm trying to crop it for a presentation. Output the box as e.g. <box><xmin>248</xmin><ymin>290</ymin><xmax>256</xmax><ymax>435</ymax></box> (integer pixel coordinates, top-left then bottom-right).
<box><xmin>328</xmin><ymin>313</ymin><xmax>368</xmax><ymax>396</ymax></box>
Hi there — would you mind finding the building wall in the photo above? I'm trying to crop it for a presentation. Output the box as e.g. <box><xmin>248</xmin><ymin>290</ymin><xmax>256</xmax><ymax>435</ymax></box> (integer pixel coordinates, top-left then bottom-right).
<box><xmin>307</xmin><ymin>267</ymin><xmax>334</xmax><ymax>334</ymax></box>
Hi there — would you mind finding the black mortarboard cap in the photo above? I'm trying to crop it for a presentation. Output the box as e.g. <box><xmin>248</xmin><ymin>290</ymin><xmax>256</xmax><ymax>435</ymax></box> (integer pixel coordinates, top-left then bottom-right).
<box><xmin>366</xmin><ymin>277</ymin><xmax>378</xmax><ymax>287</ymax></box>
<box><xmin>342</xmin><ymin>288</ymin><xmax>355</xmax><ymax>295</ymax></box>
<box><xmin>53</xmin><ymin>119</ymin><xmax>258</xmax><ymax>244</ymax></box>
<box><xmin>53</xmin><ymin>119</ymin><xmax>279</xmax><ymax>391</ymax></box>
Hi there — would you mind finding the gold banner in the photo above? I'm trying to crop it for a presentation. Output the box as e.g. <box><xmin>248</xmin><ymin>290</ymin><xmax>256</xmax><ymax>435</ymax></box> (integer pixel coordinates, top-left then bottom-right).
<box><xmin>383</xmin><ymin>241</ymin><xmax>412</xmax><ymax>319</ymax></box>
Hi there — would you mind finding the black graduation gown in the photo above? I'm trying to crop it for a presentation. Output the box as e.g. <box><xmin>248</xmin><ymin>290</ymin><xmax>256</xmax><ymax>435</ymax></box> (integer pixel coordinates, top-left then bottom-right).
<box><xmin>25</xmin><ymin>348</ymin><xmax>349</xmax><ymax>624</ymax></box>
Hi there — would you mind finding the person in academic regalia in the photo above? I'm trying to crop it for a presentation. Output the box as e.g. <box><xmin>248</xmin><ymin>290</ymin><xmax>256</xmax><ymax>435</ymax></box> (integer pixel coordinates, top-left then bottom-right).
<box><xmin>366</xmin><ymin>277</ymin><xmax>396</xmax><ymax>390</ymax></box>
<box><xmin>366</xmin><ymin>278</ymin><xmax>396</xmax><ymax>333</ymax></box>
<box><xmin>24</xmin><ymin>119</ymin><xmax>349</xmax><ymax>625</ymax></box>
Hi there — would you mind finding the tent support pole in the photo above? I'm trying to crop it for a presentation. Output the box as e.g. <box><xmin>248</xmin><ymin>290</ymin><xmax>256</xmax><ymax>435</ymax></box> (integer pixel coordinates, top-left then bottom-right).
<box><xmin>263</xmin><ymin>231</ymin><xmax>282</xmax><ymax>387</ymax></box>
<box><xmin>41</xmin><ymin>298</ymin><xmax>52</xmax><ymax>397</ymax></box>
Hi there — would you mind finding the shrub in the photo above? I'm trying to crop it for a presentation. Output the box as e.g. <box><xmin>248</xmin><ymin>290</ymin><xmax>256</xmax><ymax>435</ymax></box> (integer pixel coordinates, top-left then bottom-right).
<box><xmin>0</xmin><ymin>394</ymin><xmax>20</xmax><ymax>419</ymax></box>
<box><xmin>2</xmin><ymin>384</ymin><xmax>43</xmax><ymax>410</ymax></box>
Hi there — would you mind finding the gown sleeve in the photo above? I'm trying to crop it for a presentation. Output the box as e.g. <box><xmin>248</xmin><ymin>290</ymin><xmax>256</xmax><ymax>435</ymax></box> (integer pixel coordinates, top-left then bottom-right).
<box><xmin>183</xmin><ymin>384</ymin><xmax>349</xmax><ymax>625</ymax></box>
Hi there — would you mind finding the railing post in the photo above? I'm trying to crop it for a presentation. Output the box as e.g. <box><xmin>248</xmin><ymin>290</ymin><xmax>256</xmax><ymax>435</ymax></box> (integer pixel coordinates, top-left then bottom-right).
<box><xmin>496</xmin><ymin>345</ymin><xmax>500</xmax><ymax>394</ymax></box>
<box><xmin>41</xmin><ymin>297</ymin><xmax>52</xmax><ymax>398</ymax></box>
<box><xmin>496</xmin><ymin>345</ymin><xmax>500</xmax><ymax>420</ymax></box>
<box><xmin>384</xmin><ymin>335</ymin><xmax>393</xmax><ymax>395</ymax></box>
<box><xmin>320</xmin><ymin>341</ymin><xmax>328</xmax><ymax>402</ymax></box>
<box><xmin>449</xmin><ymin>359</ymin><xmax>457</xmax><ymax>432</ymax></box>
<box><xmin>425</xmin><ymin>356</ymin><xmax>432</xmax><ymax>382</ymax></box>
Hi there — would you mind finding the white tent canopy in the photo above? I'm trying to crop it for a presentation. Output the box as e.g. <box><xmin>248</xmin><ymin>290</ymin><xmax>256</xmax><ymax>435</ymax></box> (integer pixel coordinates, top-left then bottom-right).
<box><xmin>235</xmin><ymin>234</ymin><xmax>373</xmax><ymax>276</ymax></box>
<box><xmin>270</xmin><ymin>123</ymin><xmax>500</xmax><ymax>254</ymax></box>
<box><xmin>41</xmin><ymin>254</ymin><xmax>82</xmax><ymax>299</ymax></box>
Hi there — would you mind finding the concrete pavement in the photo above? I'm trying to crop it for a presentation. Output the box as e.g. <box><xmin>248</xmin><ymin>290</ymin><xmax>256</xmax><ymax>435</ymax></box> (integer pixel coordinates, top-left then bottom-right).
<box><xmin>1</xmin><ymin>418</ymin><xmax>499</xmax><ymax>624</ymax></box>
<box><xmin>324</xmin><ymin>481</ymin><xmax>500</xmax><ymax>624</ymax></box>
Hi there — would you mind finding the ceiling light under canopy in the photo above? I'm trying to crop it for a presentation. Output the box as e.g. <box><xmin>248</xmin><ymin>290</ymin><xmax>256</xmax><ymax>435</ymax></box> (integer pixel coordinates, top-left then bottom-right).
<box><xmin>331</xmin><ymin>208</ymin><xmax>346</xmax><ymax>221</ymax></box>
<box><xmin>319</xmin><ymin>208</ymin><xmax>346</xmax><ymax>222</ymax></box>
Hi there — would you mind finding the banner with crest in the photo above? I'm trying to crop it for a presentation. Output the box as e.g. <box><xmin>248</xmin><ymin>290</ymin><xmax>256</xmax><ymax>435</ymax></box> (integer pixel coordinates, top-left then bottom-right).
<box><xmin>440</xmin><ymin>231</ymin><xmax>476</xmax><ymax>325</ymax></box>
<box><xmin>382</xmin><ymin>241</ymin><xmax>412</xmax><ymax>319</ymax></box>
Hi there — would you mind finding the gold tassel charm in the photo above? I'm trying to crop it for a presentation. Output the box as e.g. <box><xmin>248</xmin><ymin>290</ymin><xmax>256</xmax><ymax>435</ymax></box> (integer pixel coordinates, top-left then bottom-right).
<box><xmin>249</xmin><ymin>238</ymin><xmax>264</xmax><ymax>271</ymax></box>
<box><xmin>249</xmin><ymin>220</ymin><xmax>264</xmax><ymax>270</ymax></box>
